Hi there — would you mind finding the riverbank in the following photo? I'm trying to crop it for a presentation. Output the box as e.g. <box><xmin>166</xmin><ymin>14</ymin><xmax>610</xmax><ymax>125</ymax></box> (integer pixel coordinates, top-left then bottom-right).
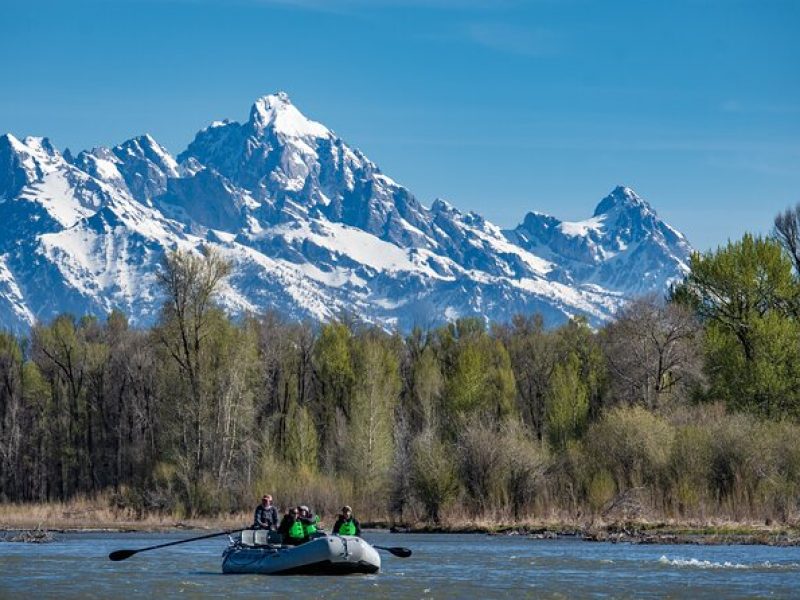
<box><xmin>2</xmin><ymin>500</ymin><xmax>798</xmax><ymax>545</ymax></box>
<box><xmin>387</xmin><ymin>522</ymin><xmax>800</xmax><ymax>547</ymax></box>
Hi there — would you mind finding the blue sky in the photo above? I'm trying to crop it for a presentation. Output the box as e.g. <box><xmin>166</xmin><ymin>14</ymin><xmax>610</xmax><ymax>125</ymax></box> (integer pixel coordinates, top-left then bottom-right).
<box><xmin>2</xmin><ymin>0</ymin><xmax>798</xmax><ymax>250</ymax></box>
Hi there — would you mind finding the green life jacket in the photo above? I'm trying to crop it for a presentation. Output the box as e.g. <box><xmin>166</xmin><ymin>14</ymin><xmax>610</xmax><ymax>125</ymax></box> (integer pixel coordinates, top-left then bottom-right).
<box><xmin>303</xmin><ymin>515</ymin><xmax>319</xmax><ymax>537</ymax></box>
<box><xmin>288</xmin><ymin>520</ymin><xmax>305</xmax><ymax>539</ymax></box>
<box><xmin>337</xmin><ymin>519</ymin><xmax>356</xmax><ymax>536</ymax></box>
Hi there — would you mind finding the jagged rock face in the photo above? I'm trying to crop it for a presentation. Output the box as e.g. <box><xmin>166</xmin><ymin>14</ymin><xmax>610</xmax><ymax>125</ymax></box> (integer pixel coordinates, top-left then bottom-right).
<box><xmin>0</xmin><ymin>93</ymin><xmax>692</xmax><ymax>333</ymax></box>
<box><xmin>510</xmin><ymin>186</ymin><xmax>692</xmax><ymax>294</ymax></box>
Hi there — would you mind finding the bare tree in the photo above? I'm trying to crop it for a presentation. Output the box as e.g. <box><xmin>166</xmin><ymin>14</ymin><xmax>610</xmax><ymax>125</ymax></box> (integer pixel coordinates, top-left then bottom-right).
<box><xmin>774</xmin><ymin>203</ymin><xmax>800</xmax><ymax>276</ymax></box>
<box><xmin>602</xmin><ymin>296</ymin><xmax>704</xmax><ymax>409</ymax></box>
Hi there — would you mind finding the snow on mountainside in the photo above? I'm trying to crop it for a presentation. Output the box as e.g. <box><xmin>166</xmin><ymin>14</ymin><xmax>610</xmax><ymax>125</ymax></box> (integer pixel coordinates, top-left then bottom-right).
<box><xmin>0</xmin><ymin>93</ymin><xmax>693</xmax><ymax>333</ymax></box>
<box><xmin>508</xmin><ymin>186</ymin><xmax>692</xmax><ymax>295</ymax></box>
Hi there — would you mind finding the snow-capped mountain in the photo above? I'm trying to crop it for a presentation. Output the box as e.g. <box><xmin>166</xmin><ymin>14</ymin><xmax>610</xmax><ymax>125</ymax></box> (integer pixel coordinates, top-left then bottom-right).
<box><xmin>508</xmin><ymin>186</ymin><xmax>692</xmax><ymax>295</ymax></box>
<box><xmin>0</xmin><ymin>93</ymin><xmax>692</xmax><ymax>333</ymax></box>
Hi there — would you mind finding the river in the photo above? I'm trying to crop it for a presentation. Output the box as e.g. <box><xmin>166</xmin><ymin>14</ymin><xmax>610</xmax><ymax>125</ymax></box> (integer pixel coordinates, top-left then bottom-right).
<box><xmin>1</xmin><ymin>531</ymin><xmax>799</xmax><ymax>598</ymax></box>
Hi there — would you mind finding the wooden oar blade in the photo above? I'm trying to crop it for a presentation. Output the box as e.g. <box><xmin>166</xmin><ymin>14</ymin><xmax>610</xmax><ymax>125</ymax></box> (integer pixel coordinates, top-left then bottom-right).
<box><xmin>108</xmin><ymin>549</ymin><xmax>137</xmax><ymax>561</ymax></box>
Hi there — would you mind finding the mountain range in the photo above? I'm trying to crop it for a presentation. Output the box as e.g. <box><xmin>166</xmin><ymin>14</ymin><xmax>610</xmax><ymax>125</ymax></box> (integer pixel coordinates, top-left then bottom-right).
<box><xmin>0</xmin><ymin>92</ymin><xmax>692</xmax><ymax>333</ymax></box>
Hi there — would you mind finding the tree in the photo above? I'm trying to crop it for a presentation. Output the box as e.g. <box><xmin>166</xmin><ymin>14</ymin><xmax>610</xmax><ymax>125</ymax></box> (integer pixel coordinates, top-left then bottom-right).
<box><xmin>0</xmin><ymin>332</ymin><xmax>25</xmax><ymax>500</ymax></box>
<box><xmin>545</xmin><ymin>353</ymin><xmax>588</xmax><ymax>451</ymax></box>
<box><xmin>774</xmin><ymin>203</ymin><xmax>800</xmax><ymax>277</ymax></box>
<box><xmin>32</xmin><ymin>315</ymin><xmax>108</xmax><ymax>498</ymax></box>
<box><xmin>602</xmin><ymin>296</ymin><xmax>703</xmax><ymax>409</ymax></box>
<box><xmin>347</xmin><ymin>332</ymin><xmax>401</xmax><ymax>501</ymax></box>
<box><xmin>500</xmin><ymin>315</ymin><xmax>558</xmax><ymax>440</ymax></box>
<box><xmin>673</xmin><ymin>234</ymin><xmax>797</xmax><ymax>360</ymax></box>
<box><xmin>673</xmin><ymin>234</ymin><xmax>800</xmax><ymax>418</ymax></box>
<box><xmin>553</xmin><ymin>317</ymin><xmax>606</xmax><ymax>420</ymax></box>
<box><xmin>312</xmin><ymin>321</ymin><xmax>355</xmax><ymax>468</ymax></box>
<box><xmin>409</xmin><ymin>345</ymin><xmax>443</xmax><ymax>432</ymax></box>
<box><xmin>154</xmin><ymin>247</ymin><xmax>233</xmax><ymax>513</ymax></box>
<box><xmin>442</xmin><ymin>328</ymin><xmax>516</xmax><ymax>430</ymax></box>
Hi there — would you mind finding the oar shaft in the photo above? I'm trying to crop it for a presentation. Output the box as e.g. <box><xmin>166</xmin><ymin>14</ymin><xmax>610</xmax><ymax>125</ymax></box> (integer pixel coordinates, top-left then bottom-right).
<box><xmin>137</xmin><ymin>530</ymin><xmax>234</xmax><ymax>552</ymax></box>
<box><xmin>109</xmin><ymin>529</ymin><xmax>238</xmax><ymax>560</ymax></box>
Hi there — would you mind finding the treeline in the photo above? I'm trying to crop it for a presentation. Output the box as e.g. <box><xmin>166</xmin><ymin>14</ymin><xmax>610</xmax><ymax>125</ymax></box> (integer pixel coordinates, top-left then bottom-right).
<box><xmin>3</xmin><ymin>206</ymin><xmax>800</xmax><ymax>525</ymax></box>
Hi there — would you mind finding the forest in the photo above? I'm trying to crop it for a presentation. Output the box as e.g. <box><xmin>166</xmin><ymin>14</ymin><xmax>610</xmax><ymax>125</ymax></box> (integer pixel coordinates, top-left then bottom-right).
<box><xmin>2</xmin><ymin>205</ymin><xmax>800</xmax><ymax>527</ymax></box>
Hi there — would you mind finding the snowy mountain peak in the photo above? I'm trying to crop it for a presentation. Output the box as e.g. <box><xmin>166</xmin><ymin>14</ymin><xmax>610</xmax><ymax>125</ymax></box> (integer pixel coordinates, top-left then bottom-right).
<box><xmin>593</xmin><ymin>185</ymin><xmax>653</xmax><ymax>217</ymax></box>
<box><xmin>509</xmin><ymin>186</ymin><xmax>691</xmax><ymax>295</ymax></box>
<box><xmin>249</xmin><ymin>92</ymin><xmax>330</xmax><ymax>139</ymax></box>
<box><xmin>431</xmin><ymin>198</ymin><xmax>458</xmax><ymax>214</ymax></box>
<box><xmin>1</xmin><ymin>134</ymin><xmax>64</xmax><ymax>197</ymax></box>
<box><xmin>0</xmin><ymin>99</ymin><xmax>693</xmax><ymax>334</ymax></box>
<box><xmin>1</xmin><ymin>133</ymin><xmax>30</xmax><ymax>155</ymax></box>
<box><xmin>2</xmin><ymin>134</ymin><xmax>59</xmax><ymax>164</ymax></box>
<box><xmin>113</xmin><ymin>134</ymin><xmax>179</xmax><ymax>178</ymax></box>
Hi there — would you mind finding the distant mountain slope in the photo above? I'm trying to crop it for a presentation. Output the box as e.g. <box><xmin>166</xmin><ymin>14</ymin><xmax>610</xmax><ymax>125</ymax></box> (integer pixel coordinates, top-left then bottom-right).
<box><xmin>0</xmin><ymin>93</ymin><xmax>692</xmax><ymax>333</ymax></box>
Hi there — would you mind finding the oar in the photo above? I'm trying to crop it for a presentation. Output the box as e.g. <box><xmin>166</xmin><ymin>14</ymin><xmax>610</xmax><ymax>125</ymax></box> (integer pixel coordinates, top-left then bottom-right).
<box><xmin>373</xmin><ymin>544</ymin><xmax>412</xmax><ymax>558</ymax></box>
<box><xmin>108</xmin><ymin>529</ymin><xmax>238</xmax><ymax>561</ymax></box>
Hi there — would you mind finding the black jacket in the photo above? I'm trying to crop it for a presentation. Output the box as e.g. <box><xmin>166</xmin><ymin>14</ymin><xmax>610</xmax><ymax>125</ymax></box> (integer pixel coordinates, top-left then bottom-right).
<box><xmin>253</xmin><ymin>504</ymin><xmax>279</xmax><ymax>530</ymax></box>
<box><xmin>333</xmin><ymin>516</ymin><xmax>361</xmax><ymax>536</ymax></box>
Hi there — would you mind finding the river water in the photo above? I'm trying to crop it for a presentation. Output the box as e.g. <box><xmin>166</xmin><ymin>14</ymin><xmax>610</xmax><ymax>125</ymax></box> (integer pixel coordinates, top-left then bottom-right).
<box><xmin>2</xmin><ymin>531</ymin><xmax>799</xmax><ymax>599</ymax></box>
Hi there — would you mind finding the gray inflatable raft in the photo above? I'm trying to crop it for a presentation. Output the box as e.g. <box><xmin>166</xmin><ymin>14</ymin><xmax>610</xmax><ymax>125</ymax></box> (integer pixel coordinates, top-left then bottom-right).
<box><xmin>222</xmin><ymin>532</ymin><xmax>381</xmax><ymax>575</ymax></box>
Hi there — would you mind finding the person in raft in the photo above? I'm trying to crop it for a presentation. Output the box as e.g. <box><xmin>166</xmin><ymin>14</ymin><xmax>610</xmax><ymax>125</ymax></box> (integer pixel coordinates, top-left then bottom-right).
<box><xmin>298</xmin><ymin>505</ymin><xmax>322</xmax><ymax>538</ymax></box>
<box><xmin>278</xmin><ymin>506</ymin><xmax>306</xmax><ymax>545</ymax></box>
<box><xmin>333</xmin><ymin>505</ymin><xmax>361</xmax><ymax>536</ymax></box>
<box><xmin>253</xmin><ymin>494</ymin><xmax>279</xmax><ymax>530</ymax></box>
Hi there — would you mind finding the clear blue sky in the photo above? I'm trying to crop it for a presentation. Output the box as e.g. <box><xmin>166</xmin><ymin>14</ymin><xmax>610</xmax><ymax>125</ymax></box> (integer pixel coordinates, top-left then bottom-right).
<box><xmin>2</xmin><ymin>0</ymin><xmax>798</xmax><ymax>250</ymax></box>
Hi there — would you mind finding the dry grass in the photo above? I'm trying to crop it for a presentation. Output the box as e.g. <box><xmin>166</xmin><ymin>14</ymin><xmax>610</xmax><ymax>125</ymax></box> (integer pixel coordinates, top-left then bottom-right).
<box><xmin>3</xmin><ymin>491</ymin><xmax>798</xmax><ymax>537</ymax></box>
<box><xmin>0</xmin><ymin>494</ymin><xmax>252</xmax><ymax>531</ymax></box>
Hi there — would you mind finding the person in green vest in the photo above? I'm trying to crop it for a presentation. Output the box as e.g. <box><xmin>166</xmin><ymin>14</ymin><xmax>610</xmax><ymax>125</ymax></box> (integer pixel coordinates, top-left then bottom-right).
<box><xmin>277</xmin><ymin>507</ymin><xmax>306</xmax><ymax>545</ymax></box>
<box><xmin>298</xmin><ymin>505</ymin><xmax>322</xmax><ymax>538</ymax></box>
<box><xmin>333</xmin><ymin>505</ymin><xmax>361</xmax><ymax>536</ymax></box>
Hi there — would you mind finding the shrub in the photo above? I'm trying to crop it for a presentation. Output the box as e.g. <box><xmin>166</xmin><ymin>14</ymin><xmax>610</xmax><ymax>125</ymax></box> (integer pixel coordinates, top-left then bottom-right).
<box><xmin>501</xmin><ymin>421</ymin><xmax>549</xmax><ymax>520</ymax></box>
<box><xmin>585</xmin><ymin>406</ymin><xmax>674</xmax><ymax>491</ymax></box>
<box><xmin>457</xmin><ymin>420</ymin><xmax>509</xmax><ymax>515</ymax></box>
<box><xmin>410</xmin><ymin>429</ymin><xmax>460</xmax><ymax>523</ymax></box>
<box><xmin>586</xmin><ymin>470</ymin><xmax>616</xmax><ymax>514</ymax></box>
<box><xmin>668</xmin><ymin>424</ymin><xmax>713</xmax><ymax>517</ymax></box>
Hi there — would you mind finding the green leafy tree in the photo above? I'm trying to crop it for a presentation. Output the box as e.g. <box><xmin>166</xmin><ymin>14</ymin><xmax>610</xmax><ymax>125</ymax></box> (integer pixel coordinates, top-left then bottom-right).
<box><xmin>347</xmin><ymin>333</ymin><xmax>401</xmax><ymax>500</ymax></box>
<box><xmin>285</xmin><ymin>401</ymin><xmax>319</xmax><ymax>473</ymax></box>
<box><xmin>673</xmin><ymin>234</ymin><xmax>800</xmax><ymax>417</ymax></box>
<box><xmin>409</xmin><ymin>346</ymin><xmax>443</xmax><ymax>431</ymax></box>
<box><xmin>545</xmin><ymin>353</ymin><xmax>589</xmax><ymax>451</ymax></box>
<box><xmin>312</xmin><ymin>321</ymin><xmax>355</xmax><ymax>466</ymax></box>
<box><xmin>443</xmin><ymin>331</ymin><xmax>516</xmax><ymax>429</ymax></box>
